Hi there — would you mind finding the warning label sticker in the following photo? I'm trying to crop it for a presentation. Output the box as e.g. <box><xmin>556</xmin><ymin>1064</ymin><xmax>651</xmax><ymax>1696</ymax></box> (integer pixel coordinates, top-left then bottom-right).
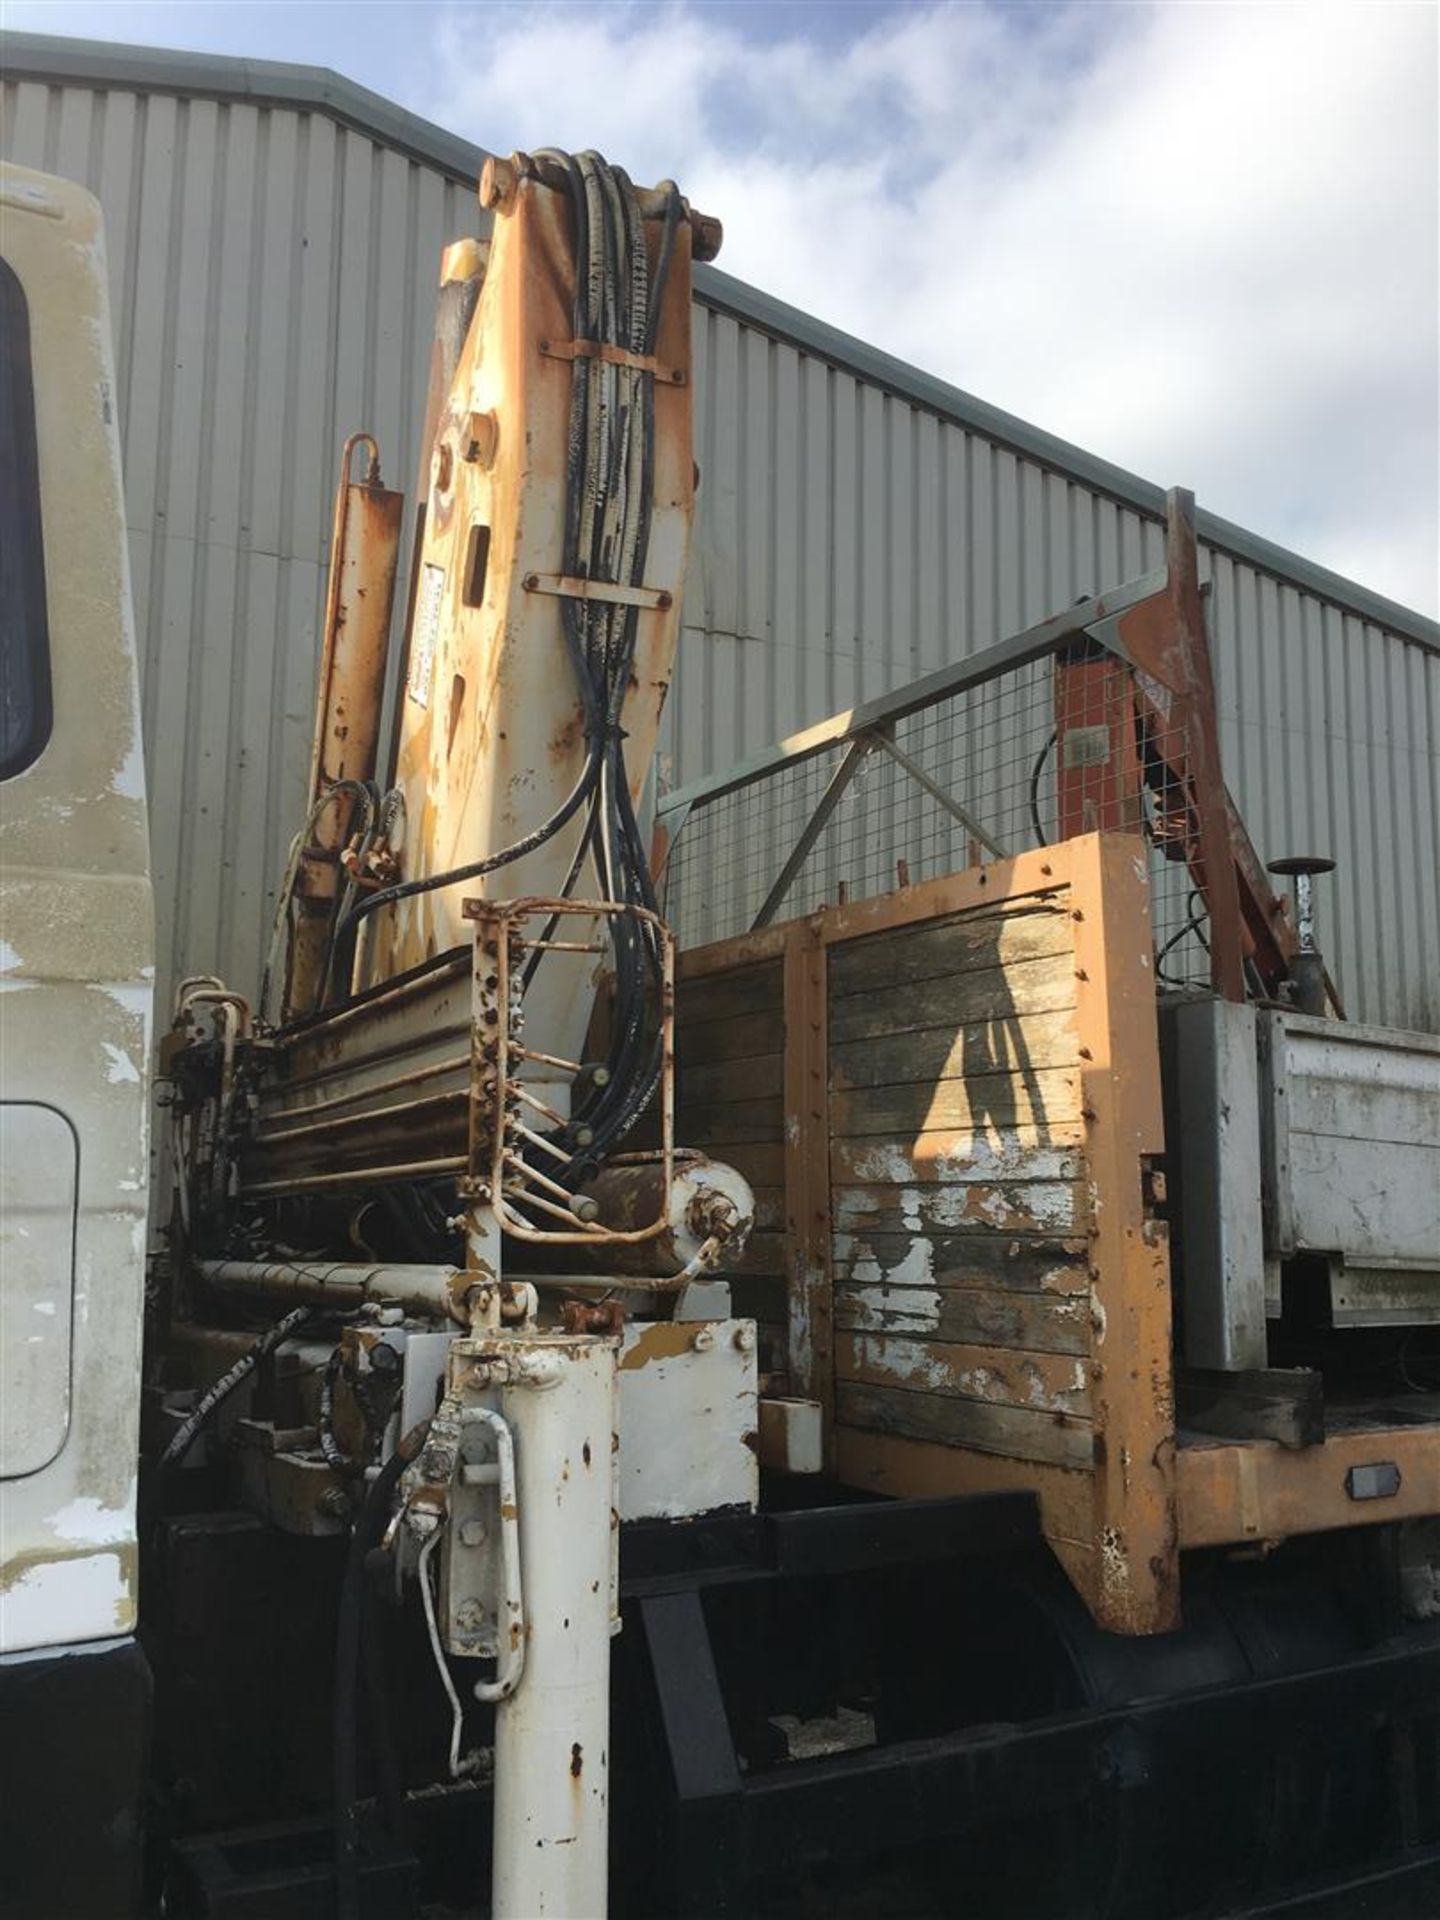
<box><xmin>408</xmin><ymin>564</ymin><xmax>446</xmax><ymax>709</ymax></box>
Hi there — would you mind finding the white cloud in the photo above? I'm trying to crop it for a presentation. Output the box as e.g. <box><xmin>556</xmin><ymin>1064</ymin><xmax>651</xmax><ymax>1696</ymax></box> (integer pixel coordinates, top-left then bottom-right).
<box><xmin>423</xmin><ymin>0</ymin><xmax>1438</xmax><ymax>616</ymax></box>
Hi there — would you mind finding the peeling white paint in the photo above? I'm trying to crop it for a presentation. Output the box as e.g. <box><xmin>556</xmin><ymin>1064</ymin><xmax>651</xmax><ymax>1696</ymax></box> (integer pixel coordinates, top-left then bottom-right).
<box><xmin>100</xmin><ymin>1042</ymin><xmax>140</xmax><ymax>1085</ymax></box>
<box><xmin>111</xmin><ymin>731</ymin><xmax>146</xmax><ymax>801</ymax></box>
<box><xmin>846</xmin><ymin>1137</ymin><xmax>1080</xmax><ymax>1185</ymax></box>
<box><xmin>0</xmin><ymin>939</ymin><xmax>21</xmax><ymax>976</ymax></box>
<box><xmin>50</xmin><ymin>1493</ymin><xmax>135</xmax><ymax>1547</ymax></box>
<box><xmin>2</xmin><ymin>1553</ymin><xmax>129</xmax><ymax>1646</ymax></box>
<box><xmin>94</xmin><ymin>981</ymin><xmax>152</xmax><ymax>1025</ymax></box>
<box><xmin>846</xmin><ymin>1285</ymin><xmax>940</xmax><ymax>1334</ymax></box>
<box><xmin>838</xmin><ymin>1234</ymin><xmax>936</xmax><ymax>1291</ymax></box>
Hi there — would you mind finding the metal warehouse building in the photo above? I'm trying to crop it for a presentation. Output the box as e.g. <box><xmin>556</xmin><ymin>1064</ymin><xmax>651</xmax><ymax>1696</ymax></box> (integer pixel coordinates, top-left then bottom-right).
<box><xmin>4</xmin><ymin>31</ymin><xmax>1438</xmax><ymax>1031</ymax></box>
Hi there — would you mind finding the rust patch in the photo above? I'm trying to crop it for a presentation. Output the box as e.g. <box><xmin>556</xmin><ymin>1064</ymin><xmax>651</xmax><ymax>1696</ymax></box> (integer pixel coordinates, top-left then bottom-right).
<box><xmin>570</xmin><ymin>1742</ymin><xmax>583</xmax><ymax>1779</ymax></box>
<box><xmin>618</xmin><ymin>1321</ymin><xmax>694</xmax><ymax>1369</ymax></box>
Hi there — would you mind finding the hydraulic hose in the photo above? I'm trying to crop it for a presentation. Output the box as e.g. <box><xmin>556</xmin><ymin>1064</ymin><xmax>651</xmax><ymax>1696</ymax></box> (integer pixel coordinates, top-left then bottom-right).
<box><xmin>158</xmin><ymin>1306</ymin><xmax>314</xmax><ymax>1470</ymax></box>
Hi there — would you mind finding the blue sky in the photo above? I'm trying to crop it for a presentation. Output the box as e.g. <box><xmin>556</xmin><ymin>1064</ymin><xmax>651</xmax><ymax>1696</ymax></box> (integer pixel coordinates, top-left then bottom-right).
<box><xmin>5</xmin><ymin>0</ymin><xmax>1438</xmax><ymax>615</ymax></box>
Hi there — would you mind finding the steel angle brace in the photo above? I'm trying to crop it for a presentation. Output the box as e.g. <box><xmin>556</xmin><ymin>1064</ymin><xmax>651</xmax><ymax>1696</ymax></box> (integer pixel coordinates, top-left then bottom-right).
<box><xmin>521</xmin><ymin>571</ymin><xmax>674</xmax><ymax>611</ymax></box>
<box><xmin>868</xmin><ymin>727</ymin><xmax>1007</xmax><ymax>861</ymax></box>
<box><xmin>751</xmin><ymin>734</ymin><xmax>875</xmax><ymax>930</ymax></box>
<box><xmin>751</xmin><ymin>727</ymin><xmax>1007</xmax><ymax>931</ymax></box>
<box><xmin>538</xmin><ymin>335</ymin><xmax>687</xmax><ymax>385</ymax></box>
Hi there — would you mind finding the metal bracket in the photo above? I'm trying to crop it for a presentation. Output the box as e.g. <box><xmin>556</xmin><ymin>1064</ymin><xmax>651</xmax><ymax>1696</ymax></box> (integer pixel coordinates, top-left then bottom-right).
<box><xmin>538</xmin><ymin>336</ymin><xmax>686</xmax><ymax>385</ymax></box>
<box><xmin>522</xmin><ymin>572</ymin><xmax>674</xmax><ymax>612</ymax></box>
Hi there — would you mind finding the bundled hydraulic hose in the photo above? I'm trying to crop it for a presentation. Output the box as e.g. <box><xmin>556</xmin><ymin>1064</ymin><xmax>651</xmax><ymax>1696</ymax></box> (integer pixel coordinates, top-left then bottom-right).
<box><xmin>344</xmin><ymin>152</ymin><xmax>682</xmax><ymax>1186</ymax></box>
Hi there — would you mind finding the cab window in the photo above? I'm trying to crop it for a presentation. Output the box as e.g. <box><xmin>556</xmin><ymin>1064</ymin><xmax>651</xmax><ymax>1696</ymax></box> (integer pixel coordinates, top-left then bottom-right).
<box><xmin>0</xmin><ymin>257</ymin><xmax>52</xmax><ymax>780</ymax></box>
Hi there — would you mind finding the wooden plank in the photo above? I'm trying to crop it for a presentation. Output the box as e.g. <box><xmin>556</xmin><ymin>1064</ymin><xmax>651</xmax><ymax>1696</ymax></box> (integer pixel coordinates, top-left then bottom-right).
<box><xmin>833</xmin><ymin>1179</ymin><xmax>1090</xmax><ymax>1238</ymax></box>
<box><xmin>1176</xmin><ymin>1366</ymin><xmax>1324</xmax><ymax>1450</ymax></box>
<box><xmin>677</xmin><ymin>1007</ymin><xmax>785</xmax><ymax>1065</ymax></box>
<box><xmin>836</xmin><ymin>1332</ymin><xmax>1093</xmax><ymax>1417</ymax></box>
<box><xmin>674</xmin><ymin>960</ymin><xmax>784</xmax><ymax>1020</ymax></box>
<box><xmin>678</xmin><ymin>847</ymin><xmax>1070</xmax><ymax>982</ymax></box>
<box><xmin>829</xmin><ymin>1006</ymin><xmax>1079</xmax><ymax>1091</ymax></box>
<box><xmin>828</xmin><ymin>900</ymin><xmax>1072</xmax><ymax>998</ymax></box>
<box><xmin>831</xmin><ymin>1132</ymin><xmax>1084</xmax><ymax>1187</ymax></box>
<box><xmin>832</xmin><ymin>1229</ymin><xmax>1089</xmax><ymax>1295</ymax></box>
<box><xmin>725</xmin><ymin>1229</ymin><xmax>790</xmax><ymax>1278</ymax></box>
<box><xmin>747</xmin><ymin>1185</ymin><xmax>785</xmax><ymax>1233</ymax></box>
<box><xmin>673</xmin><ymin>1097</ymin><xmax>785</xmax><ymax>1146</ymax></box>
<box><xmin>677</xmin><ymin>1139</ymin><xmax>785</xmax><ymax>1189</ymax></box>
<box><xmin>836</xmin><ymin>1381</ymin><xmax>1094</xmax><ymax>1471</ymax></box>
<box><xmin>835</xmin><ymin>1285</ymin><xmax>1091</xmax><ymax>1357</ymax></box>
<box><xmin>828</xmin><ymin>949</ymin><xmax>1076</xmax><ymax>1043</ymax></box>
<box><xmin>828</xmin><ymin>1066</ymin><xmax>1081</xmax><ymax>1139</ymax></box>
<box><xmin>677</xmin><ymin>1052</ymin><xmax>784</xmax><ymax>1105</ymax></box>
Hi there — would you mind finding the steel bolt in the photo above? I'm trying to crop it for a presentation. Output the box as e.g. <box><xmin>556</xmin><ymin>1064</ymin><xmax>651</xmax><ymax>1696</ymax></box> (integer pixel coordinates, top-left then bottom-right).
<box><xmin>459</xmin><ymin>1518</ymin><xmax>488</xmax><ymax>1549</ymax></box>
<box><xmin>456</xmin><ymin>1598</ymin><xmax>487</xmax><ymax>1632</ymax></box>
<box><xmin>732</xmin><ymin>1324</ymin><xmax>756</xmax><ymax>1353</ymax></box>
<box><xmin>691</xmin><ymin>1326</ymin><xmax>716</xmax><ymax>1353</ymax></box>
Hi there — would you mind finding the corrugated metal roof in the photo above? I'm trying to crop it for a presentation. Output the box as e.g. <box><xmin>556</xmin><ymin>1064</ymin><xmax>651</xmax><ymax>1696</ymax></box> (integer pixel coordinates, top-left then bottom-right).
<box><xmin>3</xmin><ymin>31</ymin><xmax>1436</xmax><ymax>1031</ymax></box>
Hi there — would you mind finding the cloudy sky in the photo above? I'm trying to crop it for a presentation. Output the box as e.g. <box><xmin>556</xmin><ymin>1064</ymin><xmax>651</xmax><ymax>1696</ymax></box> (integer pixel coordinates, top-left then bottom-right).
<box><xmin>7</xmin><ymin>0</ymin><xmax>1438</xmax><ymax>615</ymax></box>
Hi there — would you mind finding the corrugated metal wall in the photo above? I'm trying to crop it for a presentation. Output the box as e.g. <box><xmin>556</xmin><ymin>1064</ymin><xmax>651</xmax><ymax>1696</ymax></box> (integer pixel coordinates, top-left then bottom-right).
<box><xmin>5</xmin><ymin>61</ymin><xmax>1437</xmax><ymax>1032</ymax></box>
<box><xmin>2</xmin><ymin>76</ymin><xmax>482</xmax><ymax>1015</ymax></box>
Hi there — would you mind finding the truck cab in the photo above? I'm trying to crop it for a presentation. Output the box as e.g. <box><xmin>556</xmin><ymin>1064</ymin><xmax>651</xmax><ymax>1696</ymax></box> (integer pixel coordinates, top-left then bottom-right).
<box><xmin>0</xmin><ymin>162</ymin><xmax>154</xmax><ymax>1917</ymax></box>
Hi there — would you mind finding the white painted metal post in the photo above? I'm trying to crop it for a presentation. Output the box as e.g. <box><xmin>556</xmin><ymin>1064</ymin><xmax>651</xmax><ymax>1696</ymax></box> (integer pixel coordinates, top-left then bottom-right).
<box><xmin>492</xmin><ymin>1332</ymin><xmax>618</xmax><ymax>1919</ymax></box>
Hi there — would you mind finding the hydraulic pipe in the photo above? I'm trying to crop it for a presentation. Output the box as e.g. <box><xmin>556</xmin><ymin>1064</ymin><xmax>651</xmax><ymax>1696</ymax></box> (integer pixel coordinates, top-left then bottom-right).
<box><xmin>195</xmin><ymin>1258</ymin><xmax>472</xmax><ymax>1324</ymax></box>
<box><xmin>287</xmin><ymin>434</ymin><xmax>404</xmax><ymax>1018</ymax></box>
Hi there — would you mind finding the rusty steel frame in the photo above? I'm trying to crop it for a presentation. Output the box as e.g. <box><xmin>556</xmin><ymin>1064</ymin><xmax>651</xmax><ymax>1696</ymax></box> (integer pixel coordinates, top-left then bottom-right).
<box><xmin>465</xmin><ymin>896</ymin><xmax>677</xmax><ymax>1246</ymax></box>
<box><xmin>1177</xmin><ymin>1421</ymin><xmax>1440</xmax><ymax>1549</ymax></box>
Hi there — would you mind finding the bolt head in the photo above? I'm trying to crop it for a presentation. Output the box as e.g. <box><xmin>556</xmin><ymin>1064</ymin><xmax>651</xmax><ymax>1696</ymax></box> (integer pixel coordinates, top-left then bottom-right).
<box><xmin>456</xmin><ymin>1598</ymin><xmax>486</xmax><ymax>1631</ymax></box>
<box><xmin>691</xmin><ymin>1326</ymin><xmax>716</xmax><ymax>1353</ymax></box>
<box><xmin>732</xmin><ymin>1324</ymin><xmax>756</xmax><ymax>1353</ymax></box>
<box><xmin>459</xmin><ymin>1518</ymin><xmax>488</xmax><ymax>1548</ymax></box>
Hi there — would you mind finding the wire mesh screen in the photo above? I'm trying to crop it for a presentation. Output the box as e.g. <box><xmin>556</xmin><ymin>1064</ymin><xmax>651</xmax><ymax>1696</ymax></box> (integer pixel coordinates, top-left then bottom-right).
<box><xmin>660</xmin><ymin>640</ymin><xmax>1213</xmax><ymax>989</ymax></box>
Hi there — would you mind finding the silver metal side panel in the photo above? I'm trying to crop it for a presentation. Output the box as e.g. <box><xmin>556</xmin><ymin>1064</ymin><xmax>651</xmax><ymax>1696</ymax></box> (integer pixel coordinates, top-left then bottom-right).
<box><xmin>1259</xmin><ymin>1012</ymin><xmax>1440</xmax><ymax>1325</ymax></box>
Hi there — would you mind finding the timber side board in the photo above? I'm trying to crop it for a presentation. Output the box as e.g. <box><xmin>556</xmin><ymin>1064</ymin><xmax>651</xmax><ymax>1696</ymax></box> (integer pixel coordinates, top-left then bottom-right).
<box><xmin>672</xmin><ymin>833</ymin><xmax>1440</xmax><ymax>1636</ymax></box>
